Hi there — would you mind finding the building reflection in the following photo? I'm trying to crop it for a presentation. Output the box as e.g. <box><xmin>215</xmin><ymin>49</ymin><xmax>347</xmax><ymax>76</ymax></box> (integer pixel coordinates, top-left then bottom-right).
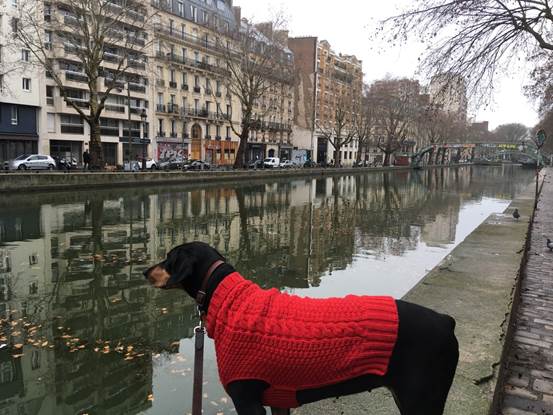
<box><xmin>0</xmin><ymin>166</ymin><xmax>532</xmax><ymax>414</ymax></box>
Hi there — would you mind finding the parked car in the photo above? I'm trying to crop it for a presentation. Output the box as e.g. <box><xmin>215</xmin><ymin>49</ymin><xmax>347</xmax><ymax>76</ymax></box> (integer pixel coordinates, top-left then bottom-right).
<box><xmin>279</xmin><ymin>160</ymin><xmax>296</xmax><ymax>168</ymax></box>
<box><xmin>303</xmin><ymin>160</ymin><xmax>318</xmax><ymax>168</ymax></box>
<box><xmin>159</xmin><ymin>157</ymin><xmax>187</xmax><ymax>170</ymax></box>
<box><xmin>263</xmin><ymin>157</ymin><xmax>280</xmax><ymax>168</ymax></box>
<box><xmin>248</xmin><ymin>160</ymin><xmax>265</xmax><ymax>169</ymax></box>
<box><xmin>4</xmin><ymin>154</ymin><xmax>57</xmax><ymax>171</ymax></box>
<box><xmin>125</xmin><ymin>159</ymin><xmax>158</xmax><ymax>171</ymax></box>
<box><xmin>184</xmin><ymin>160</ymin><xmax>211</xmax><ymax>170</ymax></box>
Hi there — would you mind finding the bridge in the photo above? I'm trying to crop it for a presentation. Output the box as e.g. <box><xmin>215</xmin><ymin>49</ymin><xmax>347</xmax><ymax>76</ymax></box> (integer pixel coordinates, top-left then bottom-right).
<box><xmin>409</xmin><ymin>142</ymin><xmax>546</xmax><ymax>168</ymax></box>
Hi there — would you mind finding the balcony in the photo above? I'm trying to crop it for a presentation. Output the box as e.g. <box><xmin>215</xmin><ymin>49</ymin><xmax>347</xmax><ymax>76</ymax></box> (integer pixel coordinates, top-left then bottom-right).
<box><xmin>156</xmin><ymin>79</ymin><xmax>165</xmax><ymax>88</ymax></box>
<box><xmin>46</xmin><ymin>97</ymin><xmax>54</xmax><ymax>106</ymax></box>
<box><xmin>61</xmin><ymin>124</ymin><xmax>84</xmax><ymax>134</ymax></box>
<box><xmin>130</xmin><ymin>106</ymin><xmax>146</xmax><ymax>114</ymax></box>
<box><xmin>167</xmin><ymin>103</ymin><xmax>179</xmax><ymax>114</ymax></box>
<box><xmin>128</xmin><ymin>60</ymin><xmax>146</xmax><ymax>70</ymax></box>
<box><xmin>169</xmin><ymin>132</ymin><xmax>178</xmax><ymax>138</ymax></box>
<box><xmin>156</xmin><ymin>104</ymin><xmax>166</xmax><ymax>113</ymax></box>
<box><xmin>181</xmin><ymin>84</ymin><xmax>189</xmax><ymax>91</ymax></box>
<box><xmin>104</xmin><ymin>104</ymin><xmax>125</xmax><ymax>113</ymax></box>
<box><xmin>155</xmin><ymin>51</ymin><xmax>230</xmax><ymax>77</ymax></box>
<box><xmin>128</xmin><ymin>82</ymin><xmax>146</xmax><ymax>93</ymax></box>
<box><xmin>205</xmin><ymin>89</ymin><xmax>213</xmax><ymax>95</ymax></box>
<box><xmin>152</xmin><ymin>23</ymin><xmax>229</xmax><ymax>54</ymax></box>
<box><xmin>193</xmin><ymin>86</ymin><xmax>201</xmax><ymax>93</ymax></box>
<box><xmin>157</xmin><ymin>131</ymin><xmax>166</xmax><ymax>137</ymax></box>
<box><xmin>215</xmin><ymin>91</ymin><xmax>222</xmax><ymax>98</ymax></box>
<box><xmin>103</xmin><ymin>52</ymin><xmax>121</xmax><ymax>63</ymax></box>
<box><xmin>187</xmin><ymin>108</ymin><xmax>208</xmax><ymax>118</ymax></box>
<box><xmin>104</xmin><ymin>78</ymin><xmax>125</xmax><ymax>90</ymax></box>
<box><xmin>65</xmin><ymin>71</ymin><xmax>88</xmax><ymax>83</ymax></box>
<box><xmin>169</xmin><ymin>81</ymin><xmax>177</xmax><ymax>89</ymax></box>
<box><xmin>66</xmin><ymin>98</ymin><xmax>89</xmax><ymax>109</ymax></box>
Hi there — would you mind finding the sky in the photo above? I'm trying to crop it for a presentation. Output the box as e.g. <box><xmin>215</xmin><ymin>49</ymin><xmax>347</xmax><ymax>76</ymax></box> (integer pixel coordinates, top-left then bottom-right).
<box><xmin>233</xmin><ymin>0</ymin><xmax>540</xmax><ymax>130</ymax></box>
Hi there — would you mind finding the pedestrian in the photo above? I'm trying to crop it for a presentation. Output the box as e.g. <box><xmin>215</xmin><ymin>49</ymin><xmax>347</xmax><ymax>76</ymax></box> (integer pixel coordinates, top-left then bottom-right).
<box><xmin>83</xmin><ymin>149</ymin><xmax>91</xmax><ymax>171</ymax></box>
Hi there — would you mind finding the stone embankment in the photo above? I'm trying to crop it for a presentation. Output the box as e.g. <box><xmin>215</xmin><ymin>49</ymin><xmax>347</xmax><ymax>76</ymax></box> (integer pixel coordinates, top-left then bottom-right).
<box><xmin>0</xmin><ymin>165</ymin><xmax>457</xmax><ymax>193</ymax></box>
<box><xmin>296</xmin><ymin>174</ymin><xmax>541</xmax><ymax>414</ymax></box>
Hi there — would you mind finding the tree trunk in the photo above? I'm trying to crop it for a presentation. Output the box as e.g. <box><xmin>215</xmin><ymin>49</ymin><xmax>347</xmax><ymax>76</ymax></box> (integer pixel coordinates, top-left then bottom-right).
<box><xmin>383</xmin><ymin>151</ymin><xmax>391</xmax><ymax>167</ymax></box>
<box><xmin>234</xmin><ymin>128</ymin><xmax>249</xmax><ymax>169</ymax></box>
<box><xmin>356</xmin><ymin>141</ymin><xmax>363</xmax><ymax>164</ymax></box>
<box><xmin>89</xmin><ymin>121</ymin><xmax>104</xmax><ymax>170</ymax></box>
<box><xmin>334</xmin><ymin>145</ymin><xmax>341</xmax><ymax>167</ymax></box>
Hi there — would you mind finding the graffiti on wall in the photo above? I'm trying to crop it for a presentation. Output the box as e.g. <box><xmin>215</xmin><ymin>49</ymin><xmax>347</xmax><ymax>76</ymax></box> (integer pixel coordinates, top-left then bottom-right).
<box><xmin>157</xmin><ymin>143</ymin><xmax>188</xmax><ymax>160</ymax></box>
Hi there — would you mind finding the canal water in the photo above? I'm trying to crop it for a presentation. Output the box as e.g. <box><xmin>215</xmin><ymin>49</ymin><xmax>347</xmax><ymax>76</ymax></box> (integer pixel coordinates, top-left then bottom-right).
<box><xmin>0</xmin><ymin>166</ymin><xmax>533</xmax><ymax>415</ymax></box>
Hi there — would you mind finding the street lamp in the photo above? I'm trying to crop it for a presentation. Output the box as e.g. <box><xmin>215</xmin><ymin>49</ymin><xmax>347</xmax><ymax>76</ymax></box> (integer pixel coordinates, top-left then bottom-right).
<box><xmin>140</xmin><ymin>108</ymin><xmax>147</xmax><ymax>171</ymax></box>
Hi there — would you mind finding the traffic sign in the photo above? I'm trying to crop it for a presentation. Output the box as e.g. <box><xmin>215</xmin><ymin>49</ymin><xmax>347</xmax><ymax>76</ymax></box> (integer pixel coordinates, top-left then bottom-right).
<box><xmin>536</xmin><ymin>129</ymin><xmax>547</xmax><ymax>148</ymax></box>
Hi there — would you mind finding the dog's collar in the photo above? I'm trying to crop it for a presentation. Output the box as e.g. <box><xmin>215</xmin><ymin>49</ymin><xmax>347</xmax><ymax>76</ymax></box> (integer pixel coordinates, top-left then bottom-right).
<box><xmin>196</xmin><ymin>260</ymin><xmax>225</xmax><ymax>312</ymax></box>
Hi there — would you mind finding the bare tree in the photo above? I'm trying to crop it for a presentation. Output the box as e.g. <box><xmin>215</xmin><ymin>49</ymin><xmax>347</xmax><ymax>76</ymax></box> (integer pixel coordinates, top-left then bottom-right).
<box><xmin>11</xmin><ymin>0</ymin><xmax>154</xmax><ymax>168</ymax></box>
<box><xmin>493</xmin><ymin>123</ymin><xmax>529</xmax><ymax>143</ymax></box>
<box><xmin>370</xmin><ymin>80</ymin><xmax>420</xmax><ymax>166</ymax></box>
<box><xmin>222</xmin><ymin>18</ymin><xmax>294</xmax><ymax>168</ymax></box>
<box><xmin>316</xmin><ymin>99</ymin><xmax>357</xmax><ymax>167</ymax></box>
<box><xmin>354</xmin><ymin>95</ymin><xmax>376</xmax><ymax>165</ymax></box>
<box><xmin>381</xmin><ymin>1</ymin><xmax>553</xmax><ymax>103</ymax></box>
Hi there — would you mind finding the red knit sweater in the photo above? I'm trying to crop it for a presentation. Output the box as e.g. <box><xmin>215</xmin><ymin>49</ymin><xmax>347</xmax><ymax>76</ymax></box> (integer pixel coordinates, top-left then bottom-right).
<box><xmin>205</xmin><ymin>272</ymin><xmax>399</xmax><ymax>409</ymax></box>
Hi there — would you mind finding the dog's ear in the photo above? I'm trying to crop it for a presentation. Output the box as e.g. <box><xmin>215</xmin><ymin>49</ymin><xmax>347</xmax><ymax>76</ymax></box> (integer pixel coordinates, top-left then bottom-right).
<box><xmin>163</xmin><ymin>248</ymin><xmax>197</xmax><ymax>289</ymax></box>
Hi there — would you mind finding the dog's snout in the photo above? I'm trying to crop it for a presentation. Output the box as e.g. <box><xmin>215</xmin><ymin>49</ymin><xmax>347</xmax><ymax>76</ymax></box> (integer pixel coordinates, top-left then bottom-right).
<box><xmin>143</xmin><ymin>266</ymin><xmax>154</xmax><ymax>279</ymax></box>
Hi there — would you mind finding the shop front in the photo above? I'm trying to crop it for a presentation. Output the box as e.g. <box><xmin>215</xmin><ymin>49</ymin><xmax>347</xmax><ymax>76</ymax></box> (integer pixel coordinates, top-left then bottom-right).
<box><xmin>157</xmin><ymin>140</ymin><xmax>189</xmax><ymax>161</ymax></box>
<box><xmin>279</xmin><ymin>144</ymin><xmax>293</xmax><ymax>161</ymax></box>
<box><xmin>0</xmin><ymin>136</ymin><xmax>38</xmax><ymax>164</ymax></box>
<box><xmin>50</xmin><ymin>140</ymin><xmax>83</xmax><ymax>164</ymax></box>
<box><xmin>246</xmin><ymin>143</ymin><xmax>266</xmax><ymax>164</ymax></box>
<box><xmin>205</xmin><ymin>140</ymin><xmax>238</xmax><ymax>166</ymax></box>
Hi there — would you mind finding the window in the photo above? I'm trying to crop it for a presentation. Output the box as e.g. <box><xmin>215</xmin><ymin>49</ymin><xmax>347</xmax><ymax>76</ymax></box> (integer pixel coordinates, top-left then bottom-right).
<box><xmin>170</xmin><ymin>70</ymin><xmax>176</xmax><ymax>82</ymax></box>
<box><xmin>156</xmin><ymin>66</ymin><xmax>163</xmax><ymax>79</ymax></box>
<box><xmin>47</xmin><ymin>113</ymin><xmax>55</xmax><ymax>132</ymax></box>
<box><xmin>10</xmin><ymin>106</ymin><xmax>18</xmax><ymax>125</ymax></box>
<box><xmin>158</xmin><ymin>119</ymin><xmax>164</xmax><ymax>134</ymax></box>
<box><xmin>0</xmin><ymin>45</ymin><xmax>3</xmax><ymax>63</ymax></box>
<box><xmin>202</xmin><ymin>11</ymin><xmax>208</xmax><ymax>23</ymax></box>
<box><xmin>182</xmin><ymin>72</ymin><xmax>187</xmax><ymax>85</ymax></box>
<box><xmin>21</xmin><ymin>49</ymin><xmax>30</xmax><ymax>62</ymax></box>
<box><xmin>226</xmin><ymin>126</ymin><xmax>230</xmax><ymax>139</ymax></box>
<box><xmin>194</xmin><ymin>75</ymin><xmax>200</xmax><ymax>87</ymax></box>
<box><xmin>194</xmin><ymin>51</ymin><xmax>200</xmax><ymax>63</ymax></box>
<box><xmin>11</xmin><ymin>0</ymin><xmax>17</xmax><ymax>7</ymax></box>
<box><xmin>191</xmin><ymin>6</ymin><xmax>197</xmax><ymax>22</ymax></box>
<box><xmin>169</xmin><ymin>19</ymin><xmax>174</xmax><ymax>34</ymax></box>
<box><xmin>0</xmin><ymin>74</ymin><xmax>3</xmax><ymax>91</ymax></box>
<box><xmin>22</xmin><ymin>78</ymin><xmax>31</xmax><ymax>91</ymax></box>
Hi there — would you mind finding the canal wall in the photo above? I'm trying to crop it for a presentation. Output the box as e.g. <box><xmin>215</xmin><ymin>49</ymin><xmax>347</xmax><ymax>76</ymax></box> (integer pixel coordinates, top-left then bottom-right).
<box><xmin>296</xmin><ymin>178</ymin><xmax>540</xmax><ymax>414</ymax></box>
<box><xmin>0</xmin><ymin>165</ymin><xmax>465</xmax><ymax>194</ymax></box>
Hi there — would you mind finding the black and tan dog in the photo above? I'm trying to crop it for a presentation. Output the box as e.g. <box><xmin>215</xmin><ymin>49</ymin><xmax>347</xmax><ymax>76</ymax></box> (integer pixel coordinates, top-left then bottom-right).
<box><xmin>144</xmin><ymin>242</ymin><xmax>459</xmax><ymax>415</ymax></box>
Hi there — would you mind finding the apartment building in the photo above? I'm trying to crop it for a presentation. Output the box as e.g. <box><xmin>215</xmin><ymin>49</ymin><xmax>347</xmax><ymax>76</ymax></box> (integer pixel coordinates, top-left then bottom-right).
<box><xmin>150</xmin><ymin>0</ymin><xmax>242</xmax><ymax>165</ymax></box>
<box><xmin>289</xmin><ymin>37</ymin><xmax>363</xmax><ymax>166</ymax></box>
<box><xmin>0</xmin><ymin>2</ymin><xmax>41</xmax><ymax>164</ymax></box>
<box><xmin>429</xmin><ymin>73</ymin><xmax>468</xmax><ymax>122</ymax></box>
<box><xmin>244</xmin><ymin>21</ymin><xmax>295</xmax><ymax>163</ymax></box>
<box><xmin>34</xmin><ymin>0</ymin><xmax>152</xmax><ymax>166</ymax></box>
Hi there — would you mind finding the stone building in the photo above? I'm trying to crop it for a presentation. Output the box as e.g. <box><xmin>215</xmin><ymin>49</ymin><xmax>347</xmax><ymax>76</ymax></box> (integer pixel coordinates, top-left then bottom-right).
<box><xmin>288</xmin><ymin>37</ymin><xmax>363</xmax><ymax>166</ymax></box>
<box><xmin>0</xmin><ymin>2</ymin><xmax>41</xmax><ymax>164</ymax></box>
<box><xmin>429</xmin><ymin>73</ymin><xmax>468</xmax><ymax>122</ymax></box>
<box><xmin>150</xmin><ymin>0</ymin><xmax>241</xmax><ymax>165</ymax></box>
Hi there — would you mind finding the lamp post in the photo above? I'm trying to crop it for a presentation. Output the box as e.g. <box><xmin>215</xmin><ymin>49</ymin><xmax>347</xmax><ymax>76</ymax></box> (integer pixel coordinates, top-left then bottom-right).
<box><xmin>140</xmin><ymin>108</ymin><xmax>147</xmax><ymax>171</ymax></box>
<box><xmin>533</xmin><ymin>129</ymin><xmax>547</xmax><ymax>209</ymax></box>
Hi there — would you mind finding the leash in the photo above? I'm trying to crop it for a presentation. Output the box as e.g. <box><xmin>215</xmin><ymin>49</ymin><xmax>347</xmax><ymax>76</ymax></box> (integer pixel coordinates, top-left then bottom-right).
<box><xmin>192</xmin><ymin>311</ymin><xmax>206</xmax><ymax>415</ymax></box>
<box><xmin>191</xmin><ymin>260</ymin><xmax>224</xmax><ymax>415</ymax></box>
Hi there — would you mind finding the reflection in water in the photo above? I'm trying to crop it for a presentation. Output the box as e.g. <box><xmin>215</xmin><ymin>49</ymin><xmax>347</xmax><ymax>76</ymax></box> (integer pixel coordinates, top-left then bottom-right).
<box><xmin>0</xmin><ymin>166</ymin><xmax>532</xmax><ymax>415</ymax></box>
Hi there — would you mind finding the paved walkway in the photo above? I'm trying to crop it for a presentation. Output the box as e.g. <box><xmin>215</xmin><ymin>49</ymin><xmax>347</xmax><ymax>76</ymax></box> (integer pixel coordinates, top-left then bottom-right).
<box><xmin>500</xmin><ymin>174</ymin><xmax>553</xmax><ymax>415</ymax></box>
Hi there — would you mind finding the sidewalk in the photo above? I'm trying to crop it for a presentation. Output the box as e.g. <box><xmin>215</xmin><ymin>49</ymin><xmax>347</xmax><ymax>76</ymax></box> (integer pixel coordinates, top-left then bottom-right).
<box><xmin>500</xmin><ymin>174</ymin><xmax>553</xmax><ymax>415</ymax></box>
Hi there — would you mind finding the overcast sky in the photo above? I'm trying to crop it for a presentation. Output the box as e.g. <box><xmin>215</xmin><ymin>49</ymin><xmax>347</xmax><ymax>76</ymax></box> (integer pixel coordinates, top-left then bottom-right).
<box><xmin>234</xmin><ymin>0</ymin><xmax>540</xmax><ymax>130</ymax></box>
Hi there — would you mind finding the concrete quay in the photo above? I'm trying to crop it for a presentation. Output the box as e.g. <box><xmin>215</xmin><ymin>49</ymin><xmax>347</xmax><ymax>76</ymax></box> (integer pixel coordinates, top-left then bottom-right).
<box><xmin>498</xmin><ymin>175</ymin><xmax>553</xmax><ymax>415</ymax></box>
<box><xmin>0</xmin><ymin>164</ymin><xmax>462</xmax><ymax>194</ymax></box>
<box><xmin>296</xmin><ymin>174</ymin><xmax>542</xmax><ymax>414</ymax></box>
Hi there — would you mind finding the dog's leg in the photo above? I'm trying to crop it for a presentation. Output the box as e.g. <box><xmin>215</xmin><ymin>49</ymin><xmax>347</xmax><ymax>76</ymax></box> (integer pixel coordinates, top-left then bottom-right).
<box><xmin>227</xmin><ymin>380</ymin><xmax>268</xmax><ymax>415</ymax></box>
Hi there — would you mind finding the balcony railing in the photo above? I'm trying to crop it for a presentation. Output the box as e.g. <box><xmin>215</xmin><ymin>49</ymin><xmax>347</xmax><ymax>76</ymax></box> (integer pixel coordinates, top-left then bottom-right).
<box><xmin>65</xmin><ymin>71</ymin><xmax>88</xmax><ymax>83</ymax></box>
<box><xmin>167</xmin><ymin>103</ymin><xmax>179</xmax><ymax>114</ymax></box>
<box><xmin>128</xmin><ymin>82</ymin><xmax>146</xmax><ymax>93</ymax></box>
<box><xmin>61</xmin><ymin>124</ymin><xmax>84</xmax><ymax>134</ymax></box>
<box><xmin>156</xmin><ymin>104</ymin><xmax>166</xmax><ymax>113</ymax></box>
<box><xmin>66</xmin><ymin>98</ymin><xmax>89</xmax><ymax>108</ymax></box>
<box><xmin>104</xmin><ymin>104</ymin><xmax>125</xmax><ymax>113</ymax></box>
<box><xmin>169</xmin><ymin>81</ymin><xmax>177</xmax><ymax>89</ymax></box>
<box><xmin>156</xmin><ymin>79</ymin><xmax>165</xmax><ymax>87</ymax></box>
<box><xmin>193</xmin><ymin>86</ymin><xmax>201</xmax><ymax>93</ymax></box>
<box><xmin>128</xmin><ymin>60</ymin><xmax>146</xmax><ymax>70</ymax></box>
<box><xmin>181</xmin><ymin>84</ymin><xmax>189</xmax><ymax>91</ymax></box>
<box><xmin>155</xmin><ymin>51</ymin><xmax>230</xmax><ymax>76</ymax></box>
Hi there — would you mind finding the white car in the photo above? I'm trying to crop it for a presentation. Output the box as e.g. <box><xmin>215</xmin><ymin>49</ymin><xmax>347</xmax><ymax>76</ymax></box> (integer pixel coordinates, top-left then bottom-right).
<box><xmin>279</xmin><ymin>160</ymin><xmax>296</xmax><ymax>168</ymax></box>
<box><xmin>5</xmin><ymin>154</ymin><xmax>57</xmax><ymax>171</ymax></box>
<box><xmin>126</xmin><ymin>159</ymin><xmax>158</xmax><ymax>171</ymax></box>
<box><xmin>263</xmin><ymin>157</ymin><xmax>280</xmax><ymax>168</ymax></box>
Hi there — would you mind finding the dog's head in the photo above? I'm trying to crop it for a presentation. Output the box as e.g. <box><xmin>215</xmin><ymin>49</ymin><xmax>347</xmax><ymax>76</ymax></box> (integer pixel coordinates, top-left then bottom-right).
<box><xmin>143</xmin><ymin>242</ymin><xmax>226</xmax><ymax>292</ymax></box>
